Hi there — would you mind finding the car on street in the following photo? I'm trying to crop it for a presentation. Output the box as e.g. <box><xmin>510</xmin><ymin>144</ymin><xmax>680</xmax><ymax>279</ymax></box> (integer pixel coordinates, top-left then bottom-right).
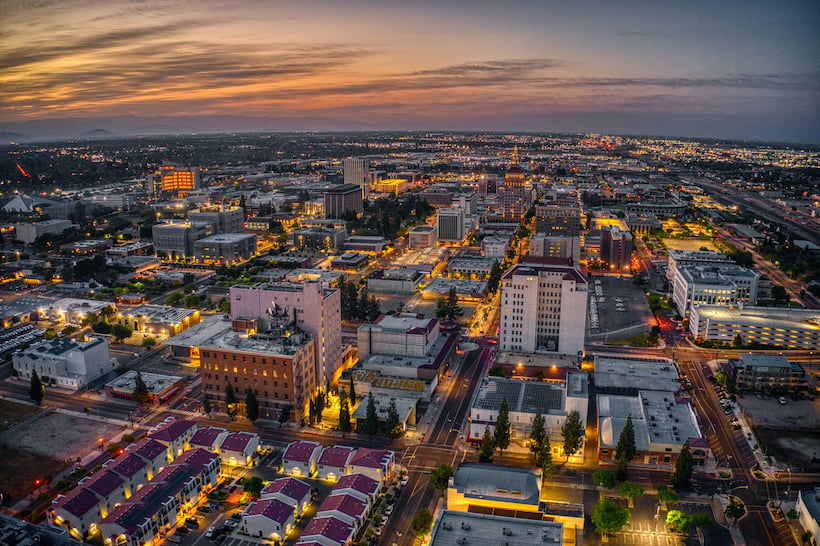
<box><xmin>778</xmin><ymin>396</ymin><xmax>787</xmax><ymax>405</ymax></box>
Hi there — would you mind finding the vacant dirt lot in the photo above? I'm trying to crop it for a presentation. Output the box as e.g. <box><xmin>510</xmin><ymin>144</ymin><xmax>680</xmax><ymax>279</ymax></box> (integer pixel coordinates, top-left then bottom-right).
<box><xmin>0</xmin><ymin>399</ymin><xmax>40</xmax><ymax>433</ymax></box>
<box><xmin>1</xmin><ymin>411</ymin><xmax>123</xmax><ymax>461</ymax></box>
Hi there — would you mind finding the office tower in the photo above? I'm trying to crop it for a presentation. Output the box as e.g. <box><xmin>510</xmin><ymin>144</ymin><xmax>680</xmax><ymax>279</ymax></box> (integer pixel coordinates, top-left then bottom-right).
<box><xmin>193</xmin><ymin>233</ymin><xmax>257</xmax><ymax>265</ymax></box>
<box><xmin>152</xmin><ymin>221</ymin><xmax>214</xmax><ymax>259</ymax></box>
<box><xmin>323</xmin><ymin>184</ymin><xmax>363</xmax><ymax>219</ymax></box>
<box><xmin>436</xmin><ymin>207</ymin><xmax>465</xmax><ymax>243</ymax></box>
<box><xmin>498</xmin><ymin>147</ymin><xmax>533</xmax><ymax>218</ymax></box>
<box><xmin>499</xmin><ymin>260</ymin><xmax>587</xmax><ymax>356</ymax></box>
<box><xmin>600</xmin><ymin>225</ymin><xmax>633</xmax><ymax>272</ymax></box>
<box><xmin>230</xmin><ymin>281</ymin><xmax>343</xmax><ymax>386</ymax></box>
<box><xmin>344</xmin><ymin>158</ymin><xmax>370</xmax><ymax>199</ymax></box>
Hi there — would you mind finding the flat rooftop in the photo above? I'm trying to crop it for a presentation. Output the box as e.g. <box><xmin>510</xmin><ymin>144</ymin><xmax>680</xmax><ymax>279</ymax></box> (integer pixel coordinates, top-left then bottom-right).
<box><xmin>120</xmin><ymin>304</ymin><xmax>197</xmax><ymax>324</ymax></box>
<box><xmin>163</xmin><ymin>315</ymin><xmax>234</xmax><ymax>348</ymax></box>
<box><xmin>473</xmin><ymin>376</ymin><xmax>584</xmax><ymax>415</ymax></box>
<box><xmin>692</xmin><ymin>305</ymin><xmax>820</xmax><ymax>331</ymax></box>
<box><xmin>106</xmin><ymin>370</ymin><xmax>182</xmax><ymax>395</ymax></box>
<box><xmin>451</xmin><ymin>464</ymin><xmax>541</xmax><ymax>508</ymax></box>
<box><xmin>431</xmin><ymin>510</ymin><xmax>563</xmax><ymax>546</ymax></box>
<box><xmin>203</xmin><ymin>328</ymin><xmax>312</xmax><ymax>356</ymax></box>
<box><xmin>594</xmin><ymin>355</ymin><xmax>680</xmax><ymax>393</ymax></box>
<box><xmin>598</xmin><ymin>390</ymin><xmax>700</xmax><ymax>450</ymax></box>
<box><xmin>368</xmin><ymin>313</ymin><xmax>437</xmax><ymax>333</ymax></box>
<box><xmin>196</xmin><ymin>233</ymin><xmax>256</xmax><ymax>243</ymax></box>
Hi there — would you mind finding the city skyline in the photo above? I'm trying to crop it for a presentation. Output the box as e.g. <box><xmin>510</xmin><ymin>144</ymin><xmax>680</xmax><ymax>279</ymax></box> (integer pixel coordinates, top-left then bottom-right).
<box><xmin>2</xmin><ymin>0</ymin><xmax>819</xmax><ymax>143</ymax></box>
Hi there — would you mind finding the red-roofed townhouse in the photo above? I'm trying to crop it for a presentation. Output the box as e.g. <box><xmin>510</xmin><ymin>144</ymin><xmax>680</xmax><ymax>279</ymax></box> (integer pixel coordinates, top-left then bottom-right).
<box><xmin>124</xmin><ymin>438</ymin><xmax>168</xmax><ymax>481</ymax></box>
<box><xmin>260</xmin><ymin>477</ymin><xmax>312</xmax><ymax>515</ymax></box>
<box><xmin>51</xmin><ymin>488</ymin><xmax>104</xmax><ymax>541</ymax></box>
<box><xmin>317</xmin><ymin>445</ymin><xmax>355</xmax><ymax>482</ymax></box>
<box><xmin>240</xmin><ymin>497</ymin><xmax>296</xmax><ymax>541</ymax></box>
<box><xmin>282</xmin><ymin>440</ymin><xmax>322</xmax><ymax>477</ymax></box>
<box><xmin>189</xmin><ymin>426</ymin><xmax>229</xmax><ymax>454</ymax></box>
<box><xmin>100</xmin><ymin>449</ymin><xmax>220</xmax><ymax>546</ymax></box>
<box><xmin>147</xmin><ymin>417</ymin><xmax>197</xmax><ymax>460</ymax></box>
<box><xmin>348</xmin><ymin>448</ymin><xmax>395</xmax><ymax>484</ymax></box>
<box><xmin>331</xmin><ymin>473</ymin><xmax>380</xmax><ymax>509</ymax></box>
<box><xmin>218</xmin><ymin>431</ymin><xmax>260</xmax><ymax>467</ymax></box>
<box><xmin>300</xmin><ymin>516</ymin><xmax>355</xmax><ymax>546</ymax></box>
<box><xmin>316</xmin><ymin>493</ymin><xmax>368</xmax><ymax>532</ymax></box>
<box><xmin>105</xmin><ymin>454</ymin><xmax>149</xmax><ymax>499</ymax></box>
<box><xmin>295</xmin><ymin>542</ymin><xmax>338</xmax><ymax>546</ymax></box>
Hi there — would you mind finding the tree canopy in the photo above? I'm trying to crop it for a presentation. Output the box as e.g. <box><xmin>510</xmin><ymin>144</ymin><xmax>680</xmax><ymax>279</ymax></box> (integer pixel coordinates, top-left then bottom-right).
<box><xmin>494</xmin><ymin>398</ymin><xmax>511</xmax><ymax>454</ymax></box>
<box><xmin>671</xmin><ymin>442</ymin><xmax>694</xmax><ymax>490</ymax></box>
<box><xmin>478</xmin><ymin>426</ymin><xmax>495</xmax><ymax>463</ymax></box>
<box><xmin>561</xmin><ymin>410</ymin><xmax>584</xmax><ymax>460</ymax></box>
<box><xmin>430</xmin><ymin>464</ymin><xmax>454</xmax><ymax>490</ymax></box>
<box><xmin>591</xmin><ymin>497</ymin><xmax>630</xmax><ymax>536</ymax></box>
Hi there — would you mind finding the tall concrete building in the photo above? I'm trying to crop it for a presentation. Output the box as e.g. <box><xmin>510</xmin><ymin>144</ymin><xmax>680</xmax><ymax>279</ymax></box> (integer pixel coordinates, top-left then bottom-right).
<box><xmin>600</xmin><ymin>225</ymin><xmax>633</xmax><ymax>272</ymax></box>
<box><xmin>499</xmin><ymin>260</ymin><xmax>587</xmax><ymax>356</ymax></box>
<box><xmin>230</xmin><ymin>281</ymin><xmax>343</xmax><ymax>386</ymax></box>
<box><xmin>436</xmin><ymin>208</ymin><xmax>465</xmax><ymax>243</ymax></box>
<box><xmin>529</xmin><ymin>234</ymin><xmax>581</xmax><ymax>264</ymax></box>
<box><xmin>497</xmin><ymin>160</ymin><xmax>533</xmax><ymax>219</ymax></box>
<box><xmin>193</xmin><ymin>233</ymin><xmax>257</xmax><ymax>265</ymax></box>
<box><xmin>188</xmin><ymin>205</ymin><xmax>243</xmax><ymax>233</ymax></box>
<box><xmin>344</xmin><ymin>158</ymin><xmax>370</xmax><ymax>200</ymax></box>
<box><xmin>323</xmin><ymin>184</ymin><xmax>363</xmax><ymax>219</ymax></box>
<box><xmin>535</xmin><ymin>204</ymin><xmax>582</xmax><ymax>237</ymax></box>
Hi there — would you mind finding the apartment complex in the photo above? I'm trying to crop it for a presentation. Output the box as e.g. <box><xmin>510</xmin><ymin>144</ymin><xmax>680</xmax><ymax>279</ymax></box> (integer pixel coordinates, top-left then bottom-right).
<box><xmin>728</xmin><ymin>354</ymin><xmax>810</xmax><ymax>393</ymax></box>
<box><xmin>498</xmin><ymin>260</ymin><xmax>587</xmax><ymax>356</ymax></box>
<box><xmin>230</xmin><ymin>281</ymin><xmax>343</xmax><ymax>385</ymax></box>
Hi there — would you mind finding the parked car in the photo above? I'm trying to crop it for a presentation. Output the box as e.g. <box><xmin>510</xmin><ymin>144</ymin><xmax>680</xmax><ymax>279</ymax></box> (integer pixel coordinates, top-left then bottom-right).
<box><xmin>176</xmin><ymin>526</ymin><xmax>190</xmax><ymax>534</ymax></box>
<box><xmin>205</xmin><ymin>527</ymin><xmax>216</xmax><ymax>538</ymax></box>
<box><xmin>778</xmin><ymin>396</ymin><xmax>787</xmax><ymax>405</ymax></box>
<box><xmin>167</xmin><ymin>534</ymin><xmax>184</xmax><ymax>544</ymax></box>
<box><xmin>223</xmin><ymin>519</ymin><xmax>239</xmax><ymax>529</ymax></box>
<box><xmin>230</xmin><ymin>512</ymin><xmax>243</xmax><ymax>521</ymax></box>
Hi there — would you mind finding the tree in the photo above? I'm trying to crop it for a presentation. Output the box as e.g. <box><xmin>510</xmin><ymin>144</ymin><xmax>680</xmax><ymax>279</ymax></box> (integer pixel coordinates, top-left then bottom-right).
<box><xmin>385</xmin><ymin>400</ymin><xmax>403</xmax><ymax>439</ymax></box>
<box><xmin>278</xmin><ymin>404</ymin><xmax>292</xmax><ymax>426</ymax></box>
<box><xmin>618</xmin><ymin>481</ymin><xmax>644</xmax><ymax>507</ymax></box>
<box><xmin>111</xmin><ymin>324</ymin><xmax>133</xmax><ymax>343</ymax></box>
<box><xmin>411</xmin><ymin>509</ymin><xmax>434</xmax><ymax>536</ymax></box>
<box><xmin>202</xmin><ymin>396</ymin><xmax>211</xmax><ymax>415</ymax></box>
<box><xmin>536</xmin><ymin>434</ymin><xmax>555</xmax><ymax>478</ymax></box>
<box><xmin>670</xmin><ymin>441</ymin><xmax>693</xmax><ymax>490</ymax></box>
<box><xmin>141</xmin><ymin>337</ymin><xmax>157</xmax><ymax>349</ymax></box>
<box><xmin>488</xmin><ymin>366</ymin><xmax>506</xmax><ymax>377</ymax></box>
<box><xmin>801</xmin><ymin>531</ymin><xmax>813</xmax><ymax>545</ymax></box>
<box><xmin>593</xmin><ymin>469</ymin><xmax>617</xmax><ymax>489</ymax></box>
<box><xmin>478</xmin><ymin>426</ymin><xmax>495</xmax><ymax>463</ymax></box>
<box><xmin>487</xmin><ymin>260</ymin><xmax>502</xmax><ymax>293</ymax></box>
<box><xmin>133</xmin><ymin>371</ymin><xmax>150</xmax><ymax>405</ymax></box>
<box><xmin>430</xmin><ymin>463</ymin><xmax>454</xmax><ymax>490</ymax></box>
<box><xmin>657</xmin><ymin>484</ymin><xmax>678</xmax><ymax>509</ymax></box>
<box><xmin>243</xmin><ymin>476</ymin><xmax>264</xmax><ymax>497</ymax></box>
<box><xmin>224</xmin><ymin>383</ymin><xmax>239</xmax><ymax>418</ymax></box>
<box><xmin>435</xmin><ymin>288</ymin><xmax>463</xmax><ymax>321</ymax></box>
<box><xmin>338</xmin><ymin>391</ymin><xmax>351</xmax><ymax>433</ymax></box>
<box><xmin>591</xmin><ymin>497</ymin><xmax>630</xmax><ymax>536</ymax></box>
<box><xmin>665</xmin><ymin>510</ymin><xmax>690</xmax><ymax>533</ymax></box>
<box><xmin>363</xmin><ymin>392</ymin><xmax>378</xmax><ymax>437</ymax></box>
<box><xmin>494</xmin><ymin>398</ymin><xmax>511</xmax><ymax>454</ymax></box>
<box><xmin>725</xmin><ymin>498</ymin><xmax>745</xmax><ymax>523</ymax></box>
<box><xmin>615</xmin><ymin>416</ymin><xmax>636</xmax><ymax>465</ymax></box>
<box><xmin>44</xmin><ymin>328</ymin><xmax>57</xmax><ymax>340</ymax></box>
<box><xmin>29</xmin><ymin>371</ymin><xmax>44</xmax><ymax>405</ymax></box>
<box><xmin>561</xmin><ymin>410</ymin><xmax>584</xmax><ymax>461</ymax></box>
<box><xmin>530</xmin><ymin>411</ymin><xmax>545</xmax><ymax>456</ymax></box>
<box><xmin>245</xmin><ymin>389</ymin><xmax>259</xmax><ymax>422</ymax></box>
<box><xmin>772</xmin><ymin>284</ymin><xmax>790</xmax><ymax>304</ymax></box>
<box><xmin>165</xmin><ymin>292</ymin><xmax>183</xmax><ymax>306</ymax></box>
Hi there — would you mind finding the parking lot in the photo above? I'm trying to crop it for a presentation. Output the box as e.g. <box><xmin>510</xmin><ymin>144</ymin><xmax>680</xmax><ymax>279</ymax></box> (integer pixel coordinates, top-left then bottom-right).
<box><xmin>587</xmin><ymin>274</ymin><xmax>654</xmax><ymax>335</ymax></box>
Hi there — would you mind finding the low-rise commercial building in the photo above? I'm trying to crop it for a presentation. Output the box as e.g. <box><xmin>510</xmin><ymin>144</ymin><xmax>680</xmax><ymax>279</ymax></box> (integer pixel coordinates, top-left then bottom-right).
<box><xmin>430</xmin><ymin>511</ymin><xmax>564</xmax><ymax>546</ymax></box>
<box><xmin>796</xmin><ymin>488</ymin><xmax>820</xmax><ymax>544</ymax></box>
<box><xmin>408</xmin><ymin>225</ymin><xmax>437</xmax><ymax>249</ymax></box>
<box><xmin>672</xmin><ymin>265</ymin><xmax>759</xmax><ymax>317</ymax></box>
<box><xmin>447</xmin><ymin>464</ymin><xmax>542</xmax><ymax>516</ymax></box>
<box><xmin>366</xmin><ymin>268</ymin><xmax>425</xmax><ymax>295</ymax></box>
<box><xmin>15</xmin><ymin>219</ymin><xmax>73</xmax><ymax>244</ymax></box>
<box><xmin>104</xmin><ymin>370</ymin><xmax>184</xmax><ymax>404</ymax></box>
<box><xmin>293</xmin><ymin>227</ymin><xmax>346</xmax><ymax>251</ymax></box>
<box><xmin>13</xmin><ymin>336</ymin><xmax>114</xmax><ymax>390</ymax></box>
<box><xmin>117</xmin><ymin>304</ymin><xmax>200</xmax><ymax>337</ymax></box>
<box><xmin>468</xmin><ymin>372</ymin><xmax>588</xmax><ymax>460</ymax></box>
<box><xmin>152</xmin><ymin>221</ymin><xmax>213</xmax><ymax>259</ymax></box>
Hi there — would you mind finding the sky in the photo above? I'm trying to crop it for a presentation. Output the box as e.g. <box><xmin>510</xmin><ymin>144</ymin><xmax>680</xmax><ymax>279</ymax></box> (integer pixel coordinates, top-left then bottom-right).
<box><xmin>2</xmin><ymin>0</ymin><xmax>819</xmax><ymax>143</ymax></box>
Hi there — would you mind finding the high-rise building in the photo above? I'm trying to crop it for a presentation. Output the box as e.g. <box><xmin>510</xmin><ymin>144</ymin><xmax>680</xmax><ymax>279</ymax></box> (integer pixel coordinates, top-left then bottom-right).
<box><xmin>188</xmin><ymin>205</ymin><xmax>244</xmax><ymax>233</ymax></box>
<box><xmin>193</xmin><ymin>233</ymin><xmax>257</xmax><ymax>265</ymax></box>
<box><xmin>436</xmin><ymin>208</ymin><xmax>465</xmax><ymax>243</ymax></box>
<box><xmin>499</xmin><ymin>259</ymin><xmax>587</xmax><ymax>356</ymax></box>
<box><xmin>323</xmin><ymin>184</ymin><xmax>363</xmax><ymax>219</ymax></box>
<box><xmin>155</xmin><ymin>162</ymin><xmax>200</xmax><ymax>197</ymax></box>
<box><xmin>535</xmin><ymin>204</ymin><xmax>582</xmax><ymax>237</ymax></box>
<box><xmin>344</xmin><ymin>158</ymin><xmax>370</xmax><ymax>200</ymax></box>
<box><xmin>230</xmin><ymin>281</ymin><xmax>343</xmax><ymax>386</ymax></box>
<box><xmin>600</xmin><ymin>225</ymin><xmax>633</xmax><ymax>272</ymax></box>
<box><xmin>497</xmin><ymin>147</ymin><xmax>533</xmax><ymax>218</ymax></box>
